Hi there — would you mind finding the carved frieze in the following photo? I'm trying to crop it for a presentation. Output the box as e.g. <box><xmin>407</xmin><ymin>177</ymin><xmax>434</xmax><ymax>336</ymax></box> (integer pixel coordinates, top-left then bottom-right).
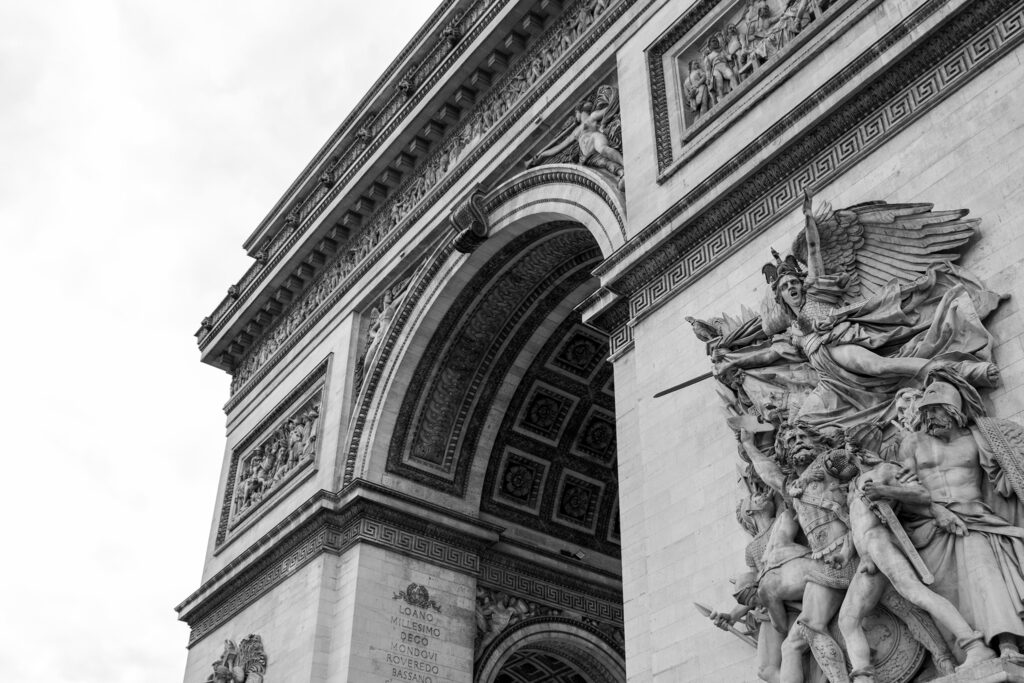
<box><xmin>216</xmin><ymin>358</ymin><xmax>329</xmax><ymax>547</ymax></box>
<box><xmin>647</xmin><ymin>0</ymin><xmax>849</xmax><ymax>177</ymax></box>
<box><xmin>609</xmin><ymin>0</ymin><xmax>1024</xmax><ymax>350</ymax></box>
<box><xmin>475</xmin><ymin>585</ymin><xmax>626</xmax><ymax>659</ymax></box>
<box><xmin>474</xmin><ymin>586</ymin><xmax>624</xmax><ymax>660</ymax></box>
<box><xmin>214</xmin><ymin>0</ymin><xmax>634</xmax><ymax>401</ymax></box>
<box><xmin>229</xmin><ymin>394</ymin><xmax>320</xmax><ymax>527</ymax></box>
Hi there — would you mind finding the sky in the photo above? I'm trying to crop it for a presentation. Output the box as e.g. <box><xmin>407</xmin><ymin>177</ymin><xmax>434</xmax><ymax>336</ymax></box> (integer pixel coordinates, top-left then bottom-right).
<box><xmin>0</xmin><ymin>1</ymin><xmax>437</xmax><ymax>680</ymax></box>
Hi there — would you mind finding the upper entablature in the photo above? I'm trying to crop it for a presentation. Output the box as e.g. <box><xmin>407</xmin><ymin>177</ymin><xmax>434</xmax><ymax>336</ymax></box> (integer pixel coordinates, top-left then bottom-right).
<box><xmin>196</xmin><ymin>0</ymin><xmax>579</xmax><ymax>369</ymax></box>
<box><xmin>197</xmin><ymin>0</ymin><xmax>631</xmax><ymax>395</ymax></box>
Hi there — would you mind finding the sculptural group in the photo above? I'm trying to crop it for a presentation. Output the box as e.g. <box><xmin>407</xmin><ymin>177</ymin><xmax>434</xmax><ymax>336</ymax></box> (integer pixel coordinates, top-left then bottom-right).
<box><xmin>691</xmin><ymin>191</ymin><xmax>1024</xmax><ymax>682</ymax></box>
<box><xmin>683</xmin><ymin>0</ymin><xmax>833</xmax><ymax>123</ymax></box>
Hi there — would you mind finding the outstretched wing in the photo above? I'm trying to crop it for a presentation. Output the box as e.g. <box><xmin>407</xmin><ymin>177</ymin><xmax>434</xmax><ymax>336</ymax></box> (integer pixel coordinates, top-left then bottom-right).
<box><xmin>793</xmin><ymin>201</ymin><xmax>977</xmax><ymax>300</ymax></box>
<box><xmin>596</xmin><ymin>85</ymin><xmax>622</xmax><ymax>150</ymax></box>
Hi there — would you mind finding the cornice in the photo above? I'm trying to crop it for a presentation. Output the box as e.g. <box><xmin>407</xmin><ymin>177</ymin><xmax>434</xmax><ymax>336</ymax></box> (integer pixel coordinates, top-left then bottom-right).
<box><xmin>241</xmin><ymin>0</ymin><xmax>468</xmax><ymax>253</ymax></box>
<box><xmin>197</xmin><ymin>0</ymin><xmax>517</xmax><ymax>355</ymax></box>
<box><xmin>198</xmin><ymin>0</ymin><xmax>647</xmax><ymax>393</ymax></box>
<box><xmin>176</xmin><ymin>480</ymin><xmax>504</xmax><ymax>646</ymax></box>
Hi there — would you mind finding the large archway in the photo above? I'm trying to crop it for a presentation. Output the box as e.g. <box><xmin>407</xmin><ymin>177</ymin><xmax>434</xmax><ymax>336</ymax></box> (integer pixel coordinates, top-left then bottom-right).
<box><xmin>476</xmin><ymin>619</ymin><xmax>626</xmax><ymax>683</ymax></box>
<box><xmin>338</xmin><ymin>171</ymin><xmax>627</xmax><ymax>677</ymax></box>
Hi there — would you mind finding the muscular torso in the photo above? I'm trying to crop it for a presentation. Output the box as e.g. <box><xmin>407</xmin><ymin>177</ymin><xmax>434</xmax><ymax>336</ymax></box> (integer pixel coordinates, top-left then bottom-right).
<box><xmin>910</xmin><ymin>431</ymin><xmax>983</xmax><ymax>504</ymax></box>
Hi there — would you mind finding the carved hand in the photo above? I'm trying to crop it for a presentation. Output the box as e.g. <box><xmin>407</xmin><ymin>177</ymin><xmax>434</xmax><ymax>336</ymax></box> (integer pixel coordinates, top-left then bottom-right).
<box><xmin>710</xmin><ymin>610</ymin><xmax>735</xmax><ymax>630</ymax></box>
<box><xmin>861</xmin><ymin>480</ymin><xmax>897</xmax><ymax>501</ymax></box>
<box><xmin>931</xmin><ymin>505</ymin><xmax>968</xmax><ymax>537</ymax></box>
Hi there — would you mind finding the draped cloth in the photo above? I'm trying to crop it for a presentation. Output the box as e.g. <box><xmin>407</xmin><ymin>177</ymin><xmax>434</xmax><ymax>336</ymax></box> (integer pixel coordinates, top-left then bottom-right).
<box><xmin>794</xmin><ymin>263</ymin><xmax>1002</xmax><ymax>427</ymax></box>
<box><xmin>905</xmin><ymin>500</ymin><xmax>1024</xmax><ymax>644</ymax></box>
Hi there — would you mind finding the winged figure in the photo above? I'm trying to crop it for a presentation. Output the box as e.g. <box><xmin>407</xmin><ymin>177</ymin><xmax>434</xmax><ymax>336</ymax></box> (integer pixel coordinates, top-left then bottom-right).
<box><xmin>717</xmin><ymin>189</ymin><xmax>1003</xmax><ymax>426</ymax></box>
<box><xmin>206</xmin><ymin>634</ymin><xmax>266</xmax><ymax>683</ymax></box>
<box><xmin>528</xmin><ymin>85</ymin><xmax>625</xmax><ymax>189</ymax></box>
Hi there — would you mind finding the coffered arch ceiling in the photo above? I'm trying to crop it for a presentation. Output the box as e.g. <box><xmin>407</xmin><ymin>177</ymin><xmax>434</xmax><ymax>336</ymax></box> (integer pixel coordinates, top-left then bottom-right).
<box><xmin>374</xmin><ymin>220</ymin><xmax>620</xmax><ymax>556</ymax></box>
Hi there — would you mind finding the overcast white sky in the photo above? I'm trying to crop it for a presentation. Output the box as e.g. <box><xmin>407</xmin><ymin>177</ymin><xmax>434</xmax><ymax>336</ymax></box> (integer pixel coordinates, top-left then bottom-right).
<box><xmin>0</xmin><ymin>1</ymin><xmax>437</xmax><ymax>680</ymax></box>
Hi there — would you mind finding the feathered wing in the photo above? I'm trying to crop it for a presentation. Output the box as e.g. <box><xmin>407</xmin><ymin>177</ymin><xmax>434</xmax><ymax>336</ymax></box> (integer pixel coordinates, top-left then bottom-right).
<box><xmin>792</xmin><ymin>201</ymin><xmax>978</xmax><ymax>301</ymax></box>
<box><xmin>595</xmin><ymin>85</ymin><xmax>622</xmax><ymax>150</ymax></box>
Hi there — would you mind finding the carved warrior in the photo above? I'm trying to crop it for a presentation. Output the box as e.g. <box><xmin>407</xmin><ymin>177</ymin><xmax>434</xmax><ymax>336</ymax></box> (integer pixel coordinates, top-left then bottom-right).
<box><xmin>527</xmin><ymin>84</ymin><xmax>625</xmax><ymax>190</ymax></box>
<box><xmin>205</xmin><ymin>634</ymin><xmax>266</xmax><ymax>683</ymax></box>
<box><xmin>232</xmin><ymin>397</ymin><xmax>320</xmax><ymax>521</ymax></box>
<box><xmin>690</xmin><ymin>191</ymin><xmax>1024</xmax><ymax>682</ymax></box>
<box><xmin>681</xmin><ymin>0</ymin><xmax>832</xmax><ymax>124</ymax></box>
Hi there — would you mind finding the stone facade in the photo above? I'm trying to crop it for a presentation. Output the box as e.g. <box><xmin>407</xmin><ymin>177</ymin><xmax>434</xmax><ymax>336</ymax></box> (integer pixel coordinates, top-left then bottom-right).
<box><xmin>180</xmin><ymin>0</ymin><xmax>1024</xmax><ymax>681</ymax></box>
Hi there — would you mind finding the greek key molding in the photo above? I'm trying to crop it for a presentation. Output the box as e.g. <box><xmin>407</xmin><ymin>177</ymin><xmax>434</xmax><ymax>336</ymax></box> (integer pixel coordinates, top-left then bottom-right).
<box><xmin>478</xmin><ymin>552</ymin><xmax>624</xmax><ymax>624</ymax></box>
<box><xmin>181</xmin><ymin>493</ymin><xmax>493</xmax><ymax>647</ymax></box>
<box><xmin>617</xmin><ymin>0</ymin><xmax>1024</xmax><ymax>324</ymax></box>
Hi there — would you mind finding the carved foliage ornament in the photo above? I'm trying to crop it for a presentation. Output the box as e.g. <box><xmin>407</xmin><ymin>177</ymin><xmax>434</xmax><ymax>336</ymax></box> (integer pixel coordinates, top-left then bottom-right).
<box><xmin>474</xmin><ymin>587</ymin><xmax>624</xmax><ymax>660</ymax></box>
<box><xmin>686</xmin><ymin>192</ymin><xmax>1024</xmax><ymax>682</ymax></box>
<box><xmin>393</xmin><ymin>582</ymin><xmax>442</xmax><ymax>612</ymax></box>
<box><xmin>205</xmin><ymin>634</ymin><xmax>267</xmax><ymax>683</ymax></box>
<box><xmin>224</xmin><ymin>0</ymin><xmax>629</xmax><ymax>396</ymax></box>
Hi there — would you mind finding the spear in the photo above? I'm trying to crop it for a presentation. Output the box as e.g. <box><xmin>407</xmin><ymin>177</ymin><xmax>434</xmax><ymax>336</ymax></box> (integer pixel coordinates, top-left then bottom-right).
<box><xmin>693</xmin><ymin>602</ymin><xmax>757</xmax><ymax>649</ymax></box>
<box><xmin>652</xmin><ymin>371</ymin><xmax>714</xmax><ymax>398</ymax></box>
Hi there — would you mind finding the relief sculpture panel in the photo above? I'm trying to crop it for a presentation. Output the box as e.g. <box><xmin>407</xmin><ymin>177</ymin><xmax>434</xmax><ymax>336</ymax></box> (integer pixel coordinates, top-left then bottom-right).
<box><xmin>679</xmin><ymin>0</ymin><xmax>832</xmax><ymax>129</ymax></box>
<box><xmin>687</xmin><ymin>191</ymin><xmax>1024</xmax><ymax>682</ymax></box>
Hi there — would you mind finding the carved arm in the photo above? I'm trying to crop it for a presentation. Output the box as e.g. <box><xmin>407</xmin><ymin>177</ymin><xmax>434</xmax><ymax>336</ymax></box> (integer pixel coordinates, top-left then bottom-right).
<box><xmin>739</xmin><ymin>430</ymin><xmax>787</xmax><ymax>494</ymax></box>
<box><xmin>530</xmin><ymin>130</ymin><xmax>578</xmax><ymax>163</ymax></box>
<box><xmin>801</xmin><ymin>188</ymin><xmax>825</xmax><ymax>282</ymax></box>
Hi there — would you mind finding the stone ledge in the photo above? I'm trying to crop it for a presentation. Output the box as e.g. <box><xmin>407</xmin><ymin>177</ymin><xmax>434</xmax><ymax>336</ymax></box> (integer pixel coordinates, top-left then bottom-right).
<box><xmin>933</xmin><ymin>659</ymin><xmax>1024</xmax><ymax>683</ymax></box>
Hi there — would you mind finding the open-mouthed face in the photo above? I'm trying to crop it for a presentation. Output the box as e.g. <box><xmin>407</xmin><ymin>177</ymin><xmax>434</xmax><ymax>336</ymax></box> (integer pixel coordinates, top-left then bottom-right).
<box><xmin>777</xmin><ymin>274</ymin><xmax>805</xmax><ymax>312</ymax></box>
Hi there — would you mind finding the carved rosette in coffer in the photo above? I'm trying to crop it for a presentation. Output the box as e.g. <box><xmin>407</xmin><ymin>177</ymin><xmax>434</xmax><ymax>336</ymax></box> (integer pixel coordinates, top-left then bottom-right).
<box><xmin>217</xmin><ymin>359</ymin><xmax>329</xmax><ymax>546</ymax></box>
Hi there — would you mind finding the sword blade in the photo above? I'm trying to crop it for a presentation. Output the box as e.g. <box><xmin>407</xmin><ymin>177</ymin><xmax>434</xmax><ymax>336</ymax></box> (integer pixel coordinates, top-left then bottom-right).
<box><xmin>654</xmin><ymin>371</ymin><xmax>714</xmax><ymax>398</ymax></box>
<box><xmin>693</xmin><ymin>602</ymin><xmax>758</xmax><ymax>649</ymax></box>
<box><xmin>874</xmin><ymin>501</ymin><xmax>934</xmax><ymax>585</ymax></box>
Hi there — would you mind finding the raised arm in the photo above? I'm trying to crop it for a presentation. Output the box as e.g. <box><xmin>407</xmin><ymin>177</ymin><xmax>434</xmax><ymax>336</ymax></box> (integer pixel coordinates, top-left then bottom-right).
<box><xmin>738</xmin><ymin>430</ymin><xmax>786</xmax><ymax>495</ymax></box>
<box><xmin>802</xmin><ymin>188</ymin><xmax>825</xmax><ymax>283</ymax></box>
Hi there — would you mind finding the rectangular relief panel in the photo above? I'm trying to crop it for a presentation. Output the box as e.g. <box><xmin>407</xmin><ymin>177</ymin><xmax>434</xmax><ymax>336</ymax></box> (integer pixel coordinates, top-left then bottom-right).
<box><xmin>647</xmin><ymin>0</ymin><xmax>877</xmax><ymax>179</ymax></box>
<box><xmin>215</xmin><ymin>356</ymin><xmax>331</xmax><ymax>548</ymax></box>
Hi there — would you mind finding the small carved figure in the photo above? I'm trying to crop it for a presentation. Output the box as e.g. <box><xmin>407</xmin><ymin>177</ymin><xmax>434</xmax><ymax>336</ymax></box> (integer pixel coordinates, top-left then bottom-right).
<box><xmin>528</xmin><ymin>86</ymin><xmax>624</xmax><ymax>189</ymax></box>
<box><xmin>703</xmin><ymin>32</ymin><xmax>739</xmax><ymax>100</ymax></box>
<box><xmin>683</xmin><ymin>59</ymin><xmax>712</xmax><ymax>119</ymax></box>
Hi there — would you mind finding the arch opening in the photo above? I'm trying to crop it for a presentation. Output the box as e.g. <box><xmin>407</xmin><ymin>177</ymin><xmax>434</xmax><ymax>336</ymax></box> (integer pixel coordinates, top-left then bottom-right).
<box><xmin>476</xmin><ymin>619</ymin><xmax>626</xmax><ymax>683</ymax></box>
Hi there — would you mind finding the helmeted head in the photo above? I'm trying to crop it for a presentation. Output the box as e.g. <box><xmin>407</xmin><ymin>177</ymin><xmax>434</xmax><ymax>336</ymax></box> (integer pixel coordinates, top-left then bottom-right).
<box><xmin>731</xmin><ymin>571</ymin><xmax>759</xmax><ymax>607</ymax></box>
<box><xmin>774</xmin><ymin>272</ymin><xmax>805</xmax><ymax>312</ymax></box>
<box><xmin>918</xmin><ymin>380</ymin><xmax>967</xmax><ymax>435</ymax></box>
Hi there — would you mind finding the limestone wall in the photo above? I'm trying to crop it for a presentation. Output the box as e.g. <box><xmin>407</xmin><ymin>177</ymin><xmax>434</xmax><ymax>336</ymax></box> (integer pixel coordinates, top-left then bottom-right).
<box><xmin>616</xmin><ymin>36</ymin><xmax>1024</xmax><ymax>681</ymax></box>
<box><xmin>182</xmin><ymin>556</ymin><xmax>332</xmax><ymax>683</ymax></box>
